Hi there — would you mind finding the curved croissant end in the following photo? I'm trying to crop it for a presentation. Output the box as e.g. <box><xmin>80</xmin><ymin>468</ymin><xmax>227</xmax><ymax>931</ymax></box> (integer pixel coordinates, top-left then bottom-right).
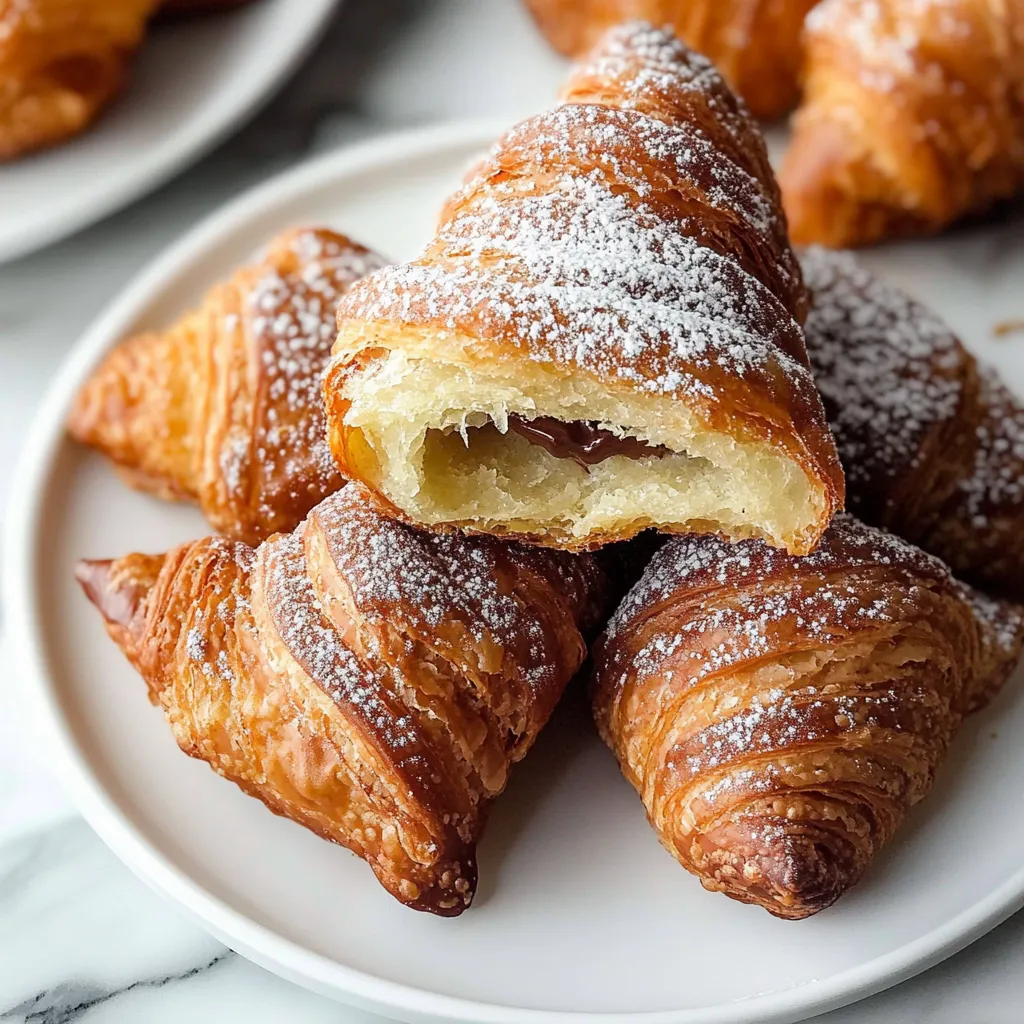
<box><xmin>68</xmin><ymin>228</ymin><xmax>386</xmax><ymax>544</ymax></box>
<box><xmin>76</xmin><ymin>553</ymin><xmax>169</xmax><ymax>691</ymax></box>
<box><xmin>70</xmin><ymin>327</ymin><xmax>199</xmax><ymax>503</ymax></box>
<box><xmin>694</xmin><ymin>818</ymin><xmax>852</xmax><ymax>918</ymax></box>
<box><xmin>76</xmin><ymin>484</ymin><xmax>607</xmax><ymax>916</ymax></box>
<box><xmin>592</xmin><ymin>516</ymin><xmax>1023</xmax><ymax>919</ymax></box>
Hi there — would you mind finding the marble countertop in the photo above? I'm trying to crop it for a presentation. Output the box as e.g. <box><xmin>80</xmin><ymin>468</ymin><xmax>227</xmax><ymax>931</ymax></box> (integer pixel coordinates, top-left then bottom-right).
<box><xmin>0</xmin><ymin>1</ymin><xmax>1021</xmax><ymax>1020</ymax></box>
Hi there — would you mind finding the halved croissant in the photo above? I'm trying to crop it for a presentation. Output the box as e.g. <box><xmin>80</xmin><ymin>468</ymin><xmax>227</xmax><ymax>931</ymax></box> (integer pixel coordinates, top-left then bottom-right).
<box><xmin>0</xmin><ymin>0</ymin><xmax>158</xmax><ymax>160</ymax></box>
<box><xmin>325</xmin><ymin>22</ymin><xmax>843</xmax><ymax>555</ymax></box>
<box><xmin>77</xmin><ymin>483</ymin><xmax>609</xmax><ymax>915</ymax></box>
<box><xmin>522</xmin><ymin>2</ymin><xmax>819</xmax><ymax>120</ymax></box>
<box><xmin>803</xmin><ymin>246</ymin><xmax>1024</xmax><ymax>601</ymax></box>
<box><xmin>68</xmin><ymin>228</ymin><xmax>385</xmax><ymax>545</ymax></box>
<box><xmin>592</xmin><ymin>514</ymin><xmax>1024</xmax><ymax>919</ymax></box>
<box><xmin>781</xmin><ymin>0</ymin><xmax>1024</xmax><ymax>246</ymax></box>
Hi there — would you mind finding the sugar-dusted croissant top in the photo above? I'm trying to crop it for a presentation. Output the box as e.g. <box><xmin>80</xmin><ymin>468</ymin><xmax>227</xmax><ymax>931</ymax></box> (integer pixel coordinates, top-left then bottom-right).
<box><xmin>326</xmin><ymin>22</ymin><xmax>843</xmax><ymax>554</ymax></box>
<box><xmin>802</xmin><ymin>247</ymin><xmax>1024</xmax><ymax>599</ymax></box>
<box><xmin>78</xmin><ymin>482</ymin><xmax>609</xmax><ymax>915</ymax></box>
<box><xmin>69</xmin><ymin>227</ymin><xmax>386</xmax><ymax>545</ymax></box>
<box><xmin>593</xmin><ymin>514</ymin><xmax>1024</xmax><ymax>917</ymax></box>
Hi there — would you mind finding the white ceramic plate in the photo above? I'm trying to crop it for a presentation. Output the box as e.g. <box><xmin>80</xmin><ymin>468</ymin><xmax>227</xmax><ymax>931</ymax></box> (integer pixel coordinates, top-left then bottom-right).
<box><xmin>0</xmin><ymin>0</ymin><xmax>338</xmax><ymax>265</ymax></box>
<box><xmin>7</xmin><ymin>122</ymin><xmax>1024</xmax><ymax>1024</ymax></box>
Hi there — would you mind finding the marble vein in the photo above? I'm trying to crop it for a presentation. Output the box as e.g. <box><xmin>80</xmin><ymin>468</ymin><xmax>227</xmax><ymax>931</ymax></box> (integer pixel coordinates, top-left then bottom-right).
<box><xmin>1</xmin><ymin>953</ymin><xmax>231</xmax><ymax>1024</ymax></box>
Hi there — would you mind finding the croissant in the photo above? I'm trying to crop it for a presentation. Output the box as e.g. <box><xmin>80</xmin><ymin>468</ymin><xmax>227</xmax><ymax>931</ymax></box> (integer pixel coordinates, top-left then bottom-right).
<box><xmin>0</xmin><ymin>0</ymin><xmax>158</xmax><ymax>160</ymax></box>
<box><xmin>325</xmin><ymin>22</ymin><xmax>843</xmax><ymax>556</ymax></box>
<box><xmin>780</xmin><ymin>0</ymin><xmax>1024</xmax><ymax>246</ymax></box>
<box><xmin>522</xmin><ymin>2</ymin><xmax>818</xmax><ymax>120</ymax></box>
<box><xmin>591</xmin><ymin>514</ymin><xmax>1024</xmax><ymax>919</ymax></box>
<box><xmin>68</xmin><ymin>228</ymin><xmax>385</xmax><ymax>546</ymax></box>
<box><xmin>802</xmin><ymin>246</ymin><xmax>1024</xmax><ymax>600</ymax></box>
<box><xmin>76</xmin><ymin>482</ymin><xmax>609</xmax><ymax>915</ymax></box>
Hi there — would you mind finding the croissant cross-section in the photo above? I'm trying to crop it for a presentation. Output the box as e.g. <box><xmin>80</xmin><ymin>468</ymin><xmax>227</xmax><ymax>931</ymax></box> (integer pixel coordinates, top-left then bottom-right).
<box><xmin>76</xmin><ymin>483</ymin><xmax>609</xmax><ymax>915</ymax></box>
<box><xmin>324</xmin><ymin>22</ymin><xmax>842</xmax><ymax>555</ymax></box>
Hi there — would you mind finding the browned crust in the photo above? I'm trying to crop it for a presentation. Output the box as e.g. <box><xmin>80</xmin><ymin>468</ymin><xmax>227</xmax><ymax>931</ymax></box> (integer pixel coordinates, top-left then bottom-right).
<box><xmin>521</xmin><ymin>0</ymin><xmax>818</xmax><ymax>120</ymax></box>
<box><xmin>0</xmin><ymin>0</ymin><xmax>158</xmax><ymax>161</ymax></box>
<box><xmin>591</xmin><ymin>516</ymin><xmax>1020</xmax><ymax>919</ymax></box>
<box><xmin>325</xmin><ymin>24</ymin><xmax>844</xmax><ymax>554</ymax></box>
<box><xmin>781</xmin><ymin>0</ymin><xmax>1024</xmax><ymax>247</ymax></box>
<box><xmin>67</xmin><ymin>228</ymin><xmax>386</xmax><ymax>545</ymax></box>
<box><xmin>76</xmin><ymin>483</ymin><xmax>609</xmax><ymax>916</ymax></box>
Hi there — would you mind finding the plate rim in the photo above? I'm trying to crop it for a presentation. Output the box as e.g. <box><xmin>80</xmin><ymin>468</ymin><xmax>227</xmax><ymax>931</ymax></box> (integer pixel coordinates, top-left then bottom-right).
<box><xmin>0</xmin><ymin>0</ymin><xmax>339</xmax><ymax>265</ymax></box>
<box><xmin>6</xmin><ymin>119</ymin><xmax>1024</xmax><ymax>1024</ymax></box>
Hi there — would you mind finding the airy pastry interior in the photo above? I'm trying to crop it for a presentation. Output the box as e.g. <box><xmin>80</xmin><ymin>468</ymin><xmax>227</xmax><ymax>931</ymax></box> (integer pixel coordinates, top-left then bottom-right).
<box><xmin>337</xmin><ymin>332</ymin><xmax>825</xmax><ymax>550</ymax></box>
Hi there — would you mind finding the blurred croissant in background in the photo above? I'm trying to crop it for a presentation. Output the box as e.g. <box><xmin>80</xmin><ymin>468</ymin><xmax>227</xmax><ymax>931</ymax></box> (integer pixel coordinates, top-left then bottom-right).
<box><xmin>0</xmin><ymin>0</ymin><xmax>255</xmax><ymax>161</ymax></box>
<box><xmin>0</xmin><ymin>0</ymin><xmax>158</xmax><ymax>159</ymax></box>
<box><xmin>781</xmin><ymin>0</ymin><xmax>1024</xmax><ymax>246</ymax></box>
<box><xmin>522</xmin><ymin>0</ymin><xmax>819</xmax><ymax>119</ymax></box>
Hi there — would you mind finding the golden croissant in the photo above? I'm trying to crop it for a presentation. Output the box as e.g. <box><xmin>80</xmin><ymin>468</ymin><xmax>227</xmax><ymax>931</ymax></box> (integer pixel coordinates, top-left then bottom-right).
<box><xmin>324</xmin><ymin>21</ymin><xmax>843</xmax><ymax>556</ymax></box>
<box><xmin>803</xmin><ymin>246</ymin><xmax>1024</xmax><ymax>601</ymax></box>
<box><xmin>0</xmin><ymin>0</ymin><xmax>158</xmax><ymax>160</ymax></box>
<box><xmin>592</xmin><ymin>514</ymin><xmax>1024</xmax><ymax>919</ymax></box>
<box><xmin>77</xmin><ymin>482</ymin><xmax>609</xmax><ymax>915</ymax></box>
<box><xmin>522</xmin><ymin>2</ymin><xmax>818</xmax><ymax>120</ymax></box>
<box><xmin>781</xmin><ymin>0</ymin><xmax>1024</xmax><ymax>246</ymax></box>
<box><xmin>68</xmin><ymin>228</ymin><xmax>385</xmax><ymax>546</ymax></box>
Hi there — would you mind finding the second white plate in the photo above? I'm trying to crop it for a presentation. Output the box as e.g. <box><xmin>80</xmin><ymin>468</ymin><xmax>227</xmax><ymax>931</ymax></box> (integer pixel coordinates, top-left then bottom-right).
<box><xmin>0</xmin><ymin>0</ymin><xmax>338</xmax><ymax>264</ymax></box>
<box><xmin>7</xmin><ymin>122</ymin><xmax>1024</xmax><ymax>1024</ymax></box>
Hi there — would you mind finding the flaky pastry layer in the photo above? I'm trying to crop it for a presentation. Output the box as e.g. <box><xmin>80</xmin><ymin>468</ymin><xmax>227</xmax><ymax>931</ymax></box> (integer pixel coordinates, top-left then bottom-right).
<box><xmin>592</xmin><ymin>515</ymin><xmax>1024</xmax><ymax>918</ymax></box>
<box><xmin>77</xmin><ymin>483</ymin><xmax>608</xmax><ymax>915</ymax></box>
<box><xmin>326</xmin><ymin>23</ymin><xmax>843</xmax><ymax>554</ymax></box>
<box><xmin>330</xmin><ymin>329</ymin><xmax>828</xmax><ymax>552</ymax></box>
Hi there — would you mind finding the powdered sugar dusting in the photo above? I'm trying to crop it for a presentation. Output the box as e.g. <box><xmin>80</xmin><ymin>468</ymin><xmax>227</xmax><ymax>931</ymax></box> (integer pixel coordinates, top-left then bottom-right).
<box><xmin>954</xmin><ymin>368</ymin><xmax>1024</xmax><ymax>528</ymax></box>
<box><xmin>334</xmin><ymin>23</ymin><xmax>813</xmax><ymax>416</ymax></box>
<box><xmin>802</xmin><ymin>246</ymin><xmax>965</xmax><ymax>499</ymax></box>
<box><xmin>607</xmin><ymin>512</ymin><xmax>946</xmax><ymax>649</ymax></box>
<box><xmin>341</xmin><ymin>176</ymin><xmax>811</xmax><ymax>406</ymax></box>
<box><xmin>312</xmin><ymin>486</ymin><xmax>596</xmax><ymax>694</ymax></box>
<box><xmin>960</xmin><ymin>583</ymin><xmax>1024</xmax><ymax>661</ymax></box>
<box><xmin>573</xmin><ymin>20</ymin><xmax>752</xmax><ymax>134</ymax></box>
<box><xmin>219</xmin><ymin>229</ymin><xmax>385</xmax><ymax>517</ymax></box>
<box><xmin>496</xmin><ymin>101</ymin><xmax>777</xmax><ymax>238</ymax></box>
<box><xmin>261</xmin><ymin>527</ymin><xmax>430</xmax><ymax>769</ymax></box>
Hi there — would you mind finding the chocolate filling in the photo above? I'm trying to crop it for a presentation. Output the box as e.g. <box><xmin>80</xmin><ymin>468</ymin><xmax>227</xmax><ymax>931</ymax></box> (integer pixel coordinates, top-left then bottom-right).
<box><xmin>506</xmin><ymin>415</ymin><xmax>671</xmax><ymax>470</ymax></box>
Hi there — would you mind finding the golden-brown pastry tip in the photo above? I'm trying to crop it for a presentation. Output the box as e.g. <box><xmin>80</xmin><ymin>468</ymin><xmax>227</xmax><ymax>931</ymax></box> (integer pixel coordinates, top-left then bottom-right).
<box><xmin>68</xmin><ymin>227</ymin><xmax>386</xmax><ymax>545</ymax></box>
<box><xmin>592</xmin><ymin>515</ymin><xmax>1024</xmax><ymax>919</ymax></box>
<box><xmin>77</xmin><ymin>483</ymin><xmax>609</xmax><ymax>915</ymax></box>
